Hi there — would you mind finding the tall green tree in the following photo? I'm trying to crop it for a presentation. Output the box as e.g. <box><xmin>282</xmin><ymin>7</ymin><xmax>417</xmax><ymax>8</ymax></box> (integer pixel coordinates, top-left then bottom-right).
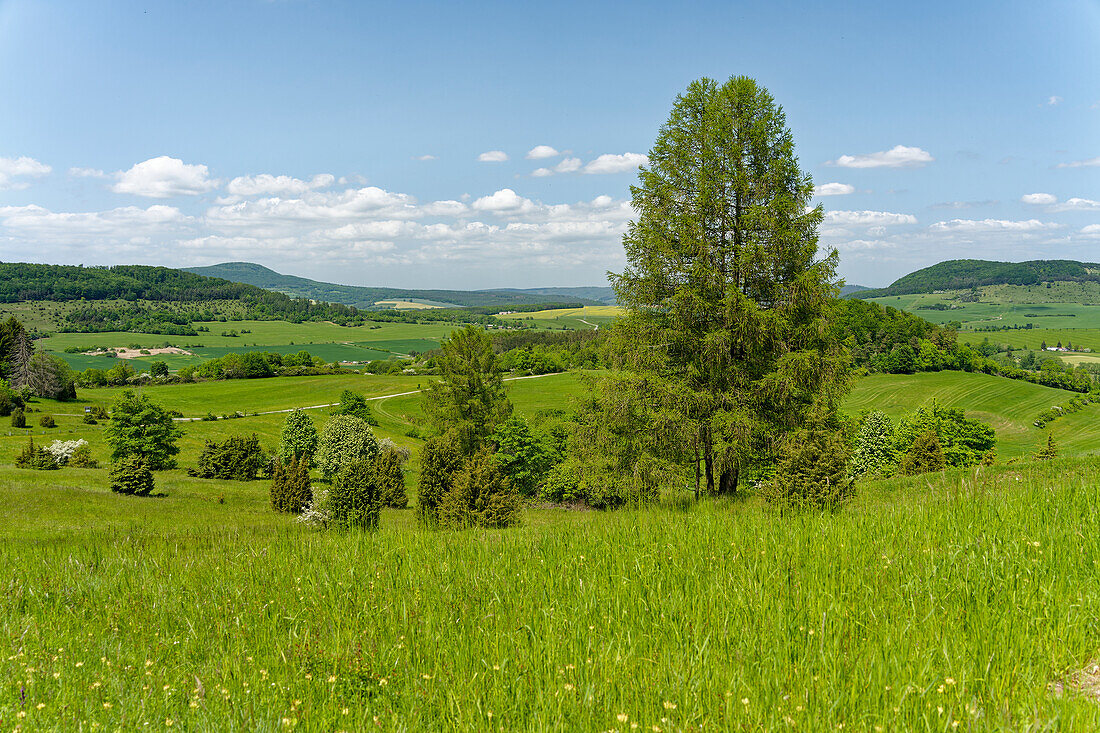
<box><xmin>609</xmin><ymin>76</ymin><xmax>850</xmax><ymax>497</ymax></box>
<box><xmin>105</xmin><ymin>390</ymin><xmax>183</xmax><ymax>470</ymax></box>
<box><xmin>423</xmin><ymin>325</ymin><xmax>512</xmax><ymax>454</ymax></box>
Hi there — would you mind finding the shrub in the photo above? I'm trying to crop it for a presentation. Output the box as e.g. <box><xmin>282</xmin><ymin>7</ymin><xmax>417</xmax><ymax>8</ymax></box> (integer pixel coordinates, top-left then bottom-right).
<box><xmin>270</xmin><ymin>456</ymin><xmax>313</xmax><ymax>513</ymax></box>
<box><xmin>417</xmin><ymin>435</ymin><xmax>463</xmax><ymax>525</ymax></box>
<box><xmin>89</xmin><ymin>405</ymin><xmax>109</xmax><ymax>420</ymax></box>
<box><xmin>82</xmin><ymin>413</ymin><xmax>98</xmax><ymax>425</ymax></box>
<box><xmin>850</xmin><ymin>411</ymin><xmax>896</xmax><ymax>479</ymax></box>
<box><xmin>11</xmin><ymin>408</ymin><xmax>26</xmax><ymax>428</ymax></box>
<box><xmin>105</xmin><ymin>390</ymin><xmax>182</xmax><ymax>469</ymax></box>
<box><xmin>330</xmin><ymin>390</ymin><xmax>378</xmax><ymax>425</ymax></box>
<box><xmin>491</xmin><ymin>416</ymin><xmax>555</xmax><ymax>496</ymax></box>
<box><xmin>190</xmin><ymin>434</ymin><xmax>266</xmax><ymax>481</ymax></box>
<box><xmin>109</xmin><ymin>455</ymin><xmax>154</xmax><ymax>496</ymax></box>
<box><xmin>316</xmin><ymin>415</ymin><xmax>379</xmax><ymax>480</ymax></box>
<box><xmin>764</xmin><ymin>423</ymin><xmax>854</xmax><ymax>510</ymax></box>
<box><xmin>329</xmin><ymin>459</ymin><xmax>382</xmax><ymax>531</ymax></box>
<box><xmin>899</xmin><ymin>431</ymin><xmax>946</xmax><ymax>476</ymax></box>
<box><xmin>14</xmin><ymin>439</ymin><xmax>59</xmax><ymax>470</ymax></box>
<box><xmin>893</xmin><ymin>402</ymin><xmax>995</xmax><ymax>469</ymax></box>
<box><xmin>68</xmin><ymin>444</ymin><xmax>99</xmax><ymax>468</ymax></box>
<box><xmin>1035</xmin><ymin>433</ymin><xmax>1058</xmax><ymax>460</ymax></box>
<box><xmin>39</xmin><ymin>415</ymin><xmax>56</xmax><ymax>428</ymax></box>
<box><xmin>439</xmin><ymin>449</ymin><xmax>519</xmax><ymax>530</ymax></box>
<box><xmin>44</xmin><ymin>439</ymin><xmax>89</xmax><ymax>466</ymax></box>
<box><xmin>278</xmin><ymin>409</ymin><xmax>318</xmax><ymax>466</ymax></box>
<box><xmin>375</xmin><ymin>439</ymin><xmax>409</xmax><ymax>508</ymax></box>
<box><xmin>539</xmin><ymin>462</ymin><xmax>582</xmax><ymax>503</ymax></box>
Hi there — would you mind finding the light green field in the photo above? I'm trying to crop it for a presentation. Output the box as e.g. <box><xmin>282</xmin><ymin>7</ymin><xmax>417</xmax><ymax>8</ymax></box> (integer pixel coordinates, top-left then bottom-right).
<box><xmin>500</xmin><ymin>305</ymin><xmax>623</xmax><ymax>331</ymax></box>
<box><xmin>957</xmin><ymin>328</ymin><xmax>1100</xmax><ymax>352</ymax></box>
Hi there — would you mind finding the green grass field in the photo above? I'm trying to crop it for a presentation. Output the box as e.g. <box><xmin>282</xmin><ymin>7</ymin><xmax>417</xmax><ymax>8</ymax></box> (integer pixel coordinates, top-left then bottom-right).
<box><xmin>499</xmin><ymin>306</ymin><xmax>623</xmax><ymax>331</ymax></box>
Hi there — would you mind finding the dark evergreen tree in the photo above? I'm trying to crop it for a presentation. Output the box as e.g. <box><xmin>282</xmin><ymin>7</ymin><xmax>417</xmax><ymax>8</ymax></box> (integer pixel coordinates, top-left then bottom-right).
<box><xmin>329</xmin><ymin>459</ymin><xmax>382</xmax><ymax>531</ymax></box>
<box><xmin>110</xmin><ymin>455</ymin><xmax>155</xmax><ymax>496</ymax></box>
<box><xmin>899</xmin><ymin>431</ymin><xmax>946</xmax><ymax>476</ymax></box>
<box><xmin>438</xmin><ymin>448</ymin><xmax>519</xmax><ymax>529</ymax></box>
<box><xmin>1035</xmin><ymin>432</ymin><xmax>1058</xmax><ymax>460</ymax></box>
<box><xmin>375</xmin><ymin>443</ymin><xmax>409</xmax><ymax>508</ymax></box>
<box><xmin>763</xmin><ymin>419</ymin><xmax>853</xmax><ymax>509</ymax></box>
<box><xmin>417</xmin><ymin>435</ymin><xmax>463</xmax><ymax>525</ymax></box>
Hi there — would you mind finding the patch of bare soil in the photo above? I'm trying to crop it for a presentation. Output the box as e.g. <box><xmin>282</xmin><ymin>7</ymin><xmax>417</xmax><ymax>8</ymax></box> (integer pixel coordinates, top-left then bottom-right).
<box><xmin>82</xmin><ymin>347</ymin><xmax>193</xmax><ymax>359</ymax></box>
<box><xmin>1051</xmin><ymin>661</ymin><xmax>1100</xmax><ymax>701</ymax></box>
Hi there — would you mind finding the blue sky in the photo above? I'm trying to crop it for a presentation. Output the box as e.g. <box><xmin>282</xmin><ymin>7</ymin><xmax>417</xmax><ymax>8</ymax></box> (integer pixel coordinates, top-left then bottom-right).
<box><xmin>0</xmin><ymin>0</ymin><xmax>1097</xmax><ymax>289</ymax></box>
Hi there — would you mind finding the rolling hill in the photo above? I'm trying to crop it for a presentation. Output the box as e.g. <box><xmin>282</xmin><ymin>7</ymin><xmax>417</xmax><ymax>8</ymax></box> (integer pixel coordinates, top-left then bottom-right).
<box><xmin>852</xmin><ymin>259</ymin><xmax>1100</xmax><ymax>298</ymax></box>
<box><xmin>185</xmin><ymin>262</ymin><xmax>607</xmax><ymax>309</ymax></box>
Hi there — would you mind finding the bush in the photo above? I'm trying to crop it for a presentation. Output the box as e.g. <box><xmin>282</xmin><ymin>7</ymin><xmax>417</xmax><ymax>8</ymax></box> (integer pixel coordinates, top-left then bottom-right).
<box><xmin>417</xmin><ymin>435</ymin><xmax>463</xmax><ymax>525</ymax></box>
<box><xmin>44</xmin><ymin>439</ymin><xmax>89</xmax><ymax>466</ymax></box>
<box><xmin>68</xmin><ymin>444</ymin><xmax>99</xmax><ymax>468</ymax></box>
<box><xmin>14</xmin><ymin>439</ymin><xmax>59</xmax><ymax>470</ymax></box>
<box><xmin>39</xmin><ymin>415</ymin><xmax>56</xmax><ymax>428</ymax></box>
<box><xmin>329</xmin><ymin>459</ymin><xmax>382</xmax><ymax>531</ymax></box>
<box><xmin>278</xmin><ymin>409</ymin><xmax>318</xmax><ymax>466</ymax></box>
<box><xmin>316</xmin><ymin>415</ymin><xmax>379</xmax><ymax>480</ymax></box>
<box><xmin>491</xmin><ymin>417</ymin><xmax>555</xmax><ymax>496</ymax></box>
<box><xmin>375</xmin><ymin>439</ymin><xmax>409</xmax><ymax>508</ymax></box>
<box><xmin>539</xmin><ymin>462</ymin><xmax>583</xmax><ymax>503</ymax></box>
<box><xmin>764</xmin><ymin>423</ymin><xmax>854</xmax><ymax>510</ymax></box>
<box><xmin>190</xmin><ymin>434</ymin><xmax>266</xmax><ymax>481</ymax></box>
<box><xmin>89</xmin><ymin>405</ymin><xmax>109</xmax><ymax>420</ymax></box>
<box><xmin>105</xmin><ymin>390</ymin><xmax>182</xmax><ymax>470</ymax></box>
<box><xmin>893</xmin><ymin>402</ymin><xmax>995</xmax><ymax>469</ymax></box>
<box><xmin>330</xmin><ymin>390</ymin><xmax>378</xmax><ymax>425</ymax></box>
<box><xmin>109</xmin><ymin>455</ymin><xmax>154</xmax><ymax>496</ymax></box>
<box><xmin>1035</xmin><ymin>433</ymin><xmax>1058</xmax><ymax>460</ymax></box>
<box><xmin>82</xmin><ymin>413</ymin><xmax>98</xmax><ymax>425</ymax></box>
<box><xmin>270</xmin><ymin>456</ymin><xmax>313</xmax><ymax>513</ymax></box>
<box><xmin>439</xmin><ymin>449</ymin><xmax>519</xmax><ymax>529</ymax></box>
<box><xmin>899</xmin><ymin>431</ymin><xmax>946</xmax><ymax>476</ymax></box>
<box><xmin>10</xmin><ymin>408</ymin><xmax>26</xmax><ymax>428</ymax></box>
<box><xmin>850</xmin><ymin>411</ymin><xmax>896</xmax><ymax>479</ymax></box>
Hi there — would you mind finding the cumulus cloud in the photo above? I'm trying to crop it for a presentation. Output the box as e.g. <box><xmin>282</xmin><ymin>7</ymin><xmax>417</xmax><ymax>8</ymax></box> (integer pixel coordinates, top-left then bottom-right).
<box><xmin>583</xmin><ymin>153</ymin><xmax>648</xmax><ymax>175</ymax></box>
<box><xmin>0</xmin><ymin>156</ymin><xmax>52</xmax><ymax>189</ymax></box>
<box><xmin>1082</xmin><ymin>225</ymin><xmax>1100</xmax><ymax>237</ymax></box>
<box><xmin>226</xmin><ymin>173</ymin><xmax>335</xmax><ymax>197</ymax></box>
<box><xmin>531</xmin><ymin>167</ymin><xmax>554</xmax><ymax>178</ymax></box>
<box><xmin>928</xmin><ymin>218</ymin><xmax>1058</xmax><ymax>233</ymax></box>
<box><xmin>0</xmin><ymin>204</ymin><xmax>191</xmax><ymax>242</ymax></box>
<box><xmin>112</xmin><ymin>156</ymin><xmax>218</xmax><ymax>198</ymax></box>
<box><xmin>1021</xmin><ymin>193</ymin><xmax>1057</xmax><ymax>205</ymax></box>
<box><xmin>471</xmin><ymin>188</ymin><xmax>535</xmax><ymax>214</ymax></box>
<box><xmin>827</xmin><ymin>145</ymin><xmax>934</xmax><ymax>169</ymax></box>
<box><xmin>68</xmin><ymin>167</ymin><xmax>106</xmax><ymax>179</ymax></box>
<box><xmin>824</xmin><ymin>210</ymin><xmax>917</xmax><ymax>226</ymax></box>
<box><xmin>477</xmin><ymin>150</ymin><xmax>509</xmax><ymax>162</ymax></box>
<box><xmin>531</xmin><ymin>157</ymin><xmax>583</xmax><ymax>177</ymax></box>
<box><xmin>412</xmin><ymin>154</ymin><xmax>436</xmax><ymax>161</ymax></box>
<box><xmin>1057</xmin><ymin>156</ymin><xmax>1100</xmax><ymax>169</ymax></box>
<box><xmin>813</xmin><ymin>182</ymin><xmax>855</xmax><ymax>197</ymax></box>
<box><xmin>1052</xmin><ymin>197</ymin><xmax>1100</xmax><ymax>212</ymax></box>
<box><xmin>526</xmin><ymin>145</ymin><xmax>559</xmax><ymax>159</ymax></box>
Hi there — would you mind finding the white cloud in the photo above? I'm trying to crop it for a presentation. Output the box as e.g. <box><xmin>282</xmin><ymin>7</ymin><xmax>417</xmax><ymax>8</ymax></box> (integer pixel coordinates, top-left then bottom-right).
<box><xmin>833</xmin><ymin>239</ymin><xmax>895</xmax><ymax>251</ymax></box>
<box><xmin>0</xmin><ymin>156</ymin><xmax>52</xmax><ymax>189</ymax></box>
<box><xmin>1081</xmin><ymin>225</ymin><xmax>1100</xmax><ymax>237</ymax></box>
<box><xmin>928</xmin><ymin>218</ymin><xmax>1058</xmax><ymax>233</ymax></box>
<box><xmin>583</xmin><ymin>152</ymin><xmax>648</xmax><ymax>175</ymax></box>
<box><xmin>68</xmin><ymin>167</ymin><xmax>106</xmax><ymax>179</ymax></box>
<box><xmin>1052</xmin><ymin>197</ymin><xmax>1100</xmax><ymax>212</ymax></box>
<box><xmin>526</xmin><ymin>145</ymin><xmax>559</xmax><ymax>160</ymax></box>
<box><xmin>0</xmin><ymin>203</ymin><xmax>191</xmax><ymax>240</ymax></box>
<box><xmin>824</xmin><ymin>210</ymin><xmax>917</xmax><ymax>226</ymax></box>
<box><xmin>531</xmin><ymin>168</ymin><xmax>554</xmax><ymax>178</ymax></box>
<box><xmin>226</xmin><ymin>173</ymin><xmax>335</xmax><ymax>197</ymax></box>
<box><xmin>1048</xmin><ymin>96</ymin><xmax>1063</xmax><ymax>106</ymax></box>
<box><xmin>556</xmin><ymin>157</ymin><xmax>582</xmax><ymax>173</ymax></box>
<box><xmin>1057</xmin><ymin>156</ymin><xmax>1100</xmax><ymax>169</ymax></box>
<box><xmin>477</xmin><ymin>150</ymin><xmax>509</xmax><ymax>162</ymax></box>
<box><xmin>1021</xmin><ymin>193</ymin><xmax>1057</xmax><ymax>205</ymax></box>
<box><xmin>112</xmin><ymin>156</ymin><xmax>218</xmax><ymax>198</ymax></box>
<box><xmin>813</xmin><ymin>182</ymin><xmax>855</xmax><ymax>197</ymax></box>
<box><xmin>421</xmin><ymin>199</ymin><xmax>468</xmax><ymax>216</ymax></box>
<box><xmin>471</xmin><ymin>188</ymin><xmax>535</xmax><ymax>214</ymax></box>
<box><xmin>413</xmin><ymin>154</ymin><xmax>437</xmax><ymax>161</ymax></box>
<box><xmin>827</xmin><ymin>145</ymin><xmax>934</xmax><ymax>169</ymax></box>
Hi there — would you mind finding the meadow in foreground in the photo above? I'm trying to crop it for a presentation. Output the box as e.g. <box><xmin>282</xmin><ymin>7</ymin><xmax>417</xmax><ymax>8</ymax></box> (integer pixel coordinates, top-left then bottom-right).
<box><xmin>3</xmin><ymin>456</ymin><xmax>1100</xmax><ymax>730</ymax></box>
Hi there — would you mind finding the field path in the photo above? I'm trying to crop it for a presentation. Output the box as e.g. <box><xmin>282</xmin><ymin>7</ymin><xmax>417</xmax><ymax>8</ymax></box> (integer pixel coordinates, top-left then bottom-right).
<box><xmin>170</xmin><ymin>372</ymin><xmax>565</xmax><ymax>421</ymax></box>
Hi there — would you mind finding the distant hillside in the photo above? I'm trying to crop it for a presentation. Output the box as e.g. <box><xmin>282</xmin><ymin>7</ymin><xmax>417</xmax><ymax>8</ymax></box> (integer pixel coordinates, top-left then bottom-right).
<box><xmin>489</xmin><ymin>286</ymin><xmax>616</xmax><ymax>305</ymax></box>
<box><xmin>854</xmin><ymin>259</ymin><xmax>1100</xmax><ymax>298</ymax></box>
<box><xmin>0</xmin><ymin>262</ymin><xmax>271</xmax><ymax>303</ymax></box>
<box><xmin>186</xmin><ymin>262</ymin><xmax>603</xmax><ymax>309</ymax></box>
<box><xmin>840</xmin><ymin>284</ymin><xmax>871</xmax><ymax>297</ymax></box>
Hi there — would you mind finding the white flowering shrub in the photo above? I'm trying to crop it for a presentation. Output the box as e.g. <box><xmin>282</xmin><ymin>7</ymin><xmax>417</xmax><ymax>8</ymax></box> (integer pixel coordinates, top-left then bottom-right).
<box><xmin>297</xmin><ymin>489</ymin><xmax>332</xmax><ymax>528</ymax></box>
<box><xmin>44</xmin><ymin>439</ymin><xmax>89</xmax><ymax>466</ymax></box>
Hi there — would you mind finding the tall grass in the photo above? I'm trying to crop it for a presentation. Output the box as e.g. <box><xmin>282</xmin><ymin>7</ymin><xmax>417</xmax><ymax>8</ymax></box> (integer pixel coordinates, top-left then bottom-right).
<box><xmin>3</xmin><ymin>457</ymin><xmax>1100</xmax><ymax>729</ymax></box>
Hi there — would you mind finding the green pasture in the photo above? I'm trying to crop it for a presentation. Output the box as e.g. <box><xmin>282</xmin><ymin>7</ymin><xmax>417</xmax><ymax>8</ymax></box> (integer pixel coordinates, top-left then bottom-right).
<box><xmin>499</xmin><ymin>305</ymin><xmax>622</xmax><ymax>331</ymax></box>
<box><xmin>957</xmin><ymin>328</ymin><xmax>1100</xmax><ymax>352</ymax></box>
<box><xmin>4</xmin><ymin>453</ymin><xmax>1100</xmax><ymax>729</ymax></box>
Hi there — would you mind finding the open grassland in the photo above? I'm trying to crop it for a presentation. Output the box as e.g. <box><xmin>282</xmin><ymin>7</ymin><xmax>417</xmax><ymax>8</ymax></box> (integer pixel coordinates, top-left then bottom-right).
<box><xmin>3</xmin><ymin>456</ymin><xmax>1100</xmax><ymax>729</ymax></box>
<box><xmin>958</xmin><ymin>328</ymin><xmax>1100</xmax><ymax>352</ymax></box>
<box><xmin>498</xmin><ymin>306</ymin><xmax>623</xmax><ymax>331</ymax></box>
<box><xmin>846</xmin><ymin>371</ymin><xmax>1100</xmax><ymax>459</ymax></box>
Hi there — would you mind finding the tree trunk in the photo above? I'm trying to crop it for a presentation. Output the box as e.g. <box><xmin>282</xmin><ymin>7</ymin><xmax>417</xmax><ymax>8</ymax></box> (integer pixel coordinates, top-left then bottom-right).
<box><xmin>718</xmin><ymin>465</ymin><xmax>739</xmax><ymax>496</ymax></box>
<box><xmin>704</xmin><ymin>435</ymin><xmax>715</xmax><ymax>495</ymax></box>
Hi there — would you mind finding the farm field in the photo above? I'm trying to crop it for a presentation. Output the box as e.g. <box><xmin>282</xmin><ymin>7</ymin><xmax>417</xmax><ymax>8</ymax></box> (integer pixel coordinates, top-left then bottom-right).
<box><xmin>3</xmin><ymin>451</ymin><xmax>1100</xmax><ymax>729</ymax></box>
<box><xmin>957</xmin><ymin>328</ymin><xmax>1100</xmax><ymax>352</ymax></box>
<box><xmin>498</xmin><ymin>305</ymin><xmax>623</xmax><ymax>331</ymax></box>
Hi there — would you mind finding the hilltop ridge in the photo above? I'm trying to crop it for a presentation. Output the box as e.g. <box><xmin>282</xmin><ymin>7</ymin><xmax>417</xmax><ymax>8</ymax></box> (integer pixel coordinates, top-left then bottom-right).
<box><xmin>853</xmin><ymin>259</ymin><xmax>1100</xmax><ymax>298</ymax></box>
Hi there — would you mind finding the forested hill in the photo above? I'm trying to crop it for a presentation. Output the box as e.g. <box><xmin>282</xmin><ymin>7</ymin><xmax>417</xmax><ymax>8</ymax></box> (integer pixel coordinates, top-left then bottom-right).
<box><xmin>0</xmin><ymin>262</ymin><xmax>270</xmax><ymax>303</ymax></box>
<box><xmin>853</xmin><ymin>259</ymin><xmax>1100</xmax><ymax>298</ymax></box>
<box><xmin>185</xmin><ymin>262</ymin><xmax>605</xmax><ymax>308</ymax></box>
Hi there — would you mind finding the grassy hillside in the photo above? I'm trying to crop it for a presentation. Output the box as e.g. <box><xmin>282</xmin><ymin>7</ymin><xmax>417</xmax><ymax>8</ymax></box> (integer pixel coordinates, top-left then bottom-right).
<box><xmin>856</xmin><ymin>258</ymin><xmax>1100</xmax><ymax>298</ymax></box>
<box><xmin>186</xmin><ymin>261</ymin><xmax>603</xmax><ymax>309</ymax></box>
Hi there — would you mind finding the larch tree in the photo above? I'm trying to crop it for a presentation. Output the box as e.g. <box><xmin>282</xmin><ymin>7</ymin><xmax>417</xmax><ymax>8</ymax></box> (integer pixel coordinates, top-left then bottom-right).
<box><xmin>608</xmin><ymin>75</ymin><xmax>850</xmax><ymax>497</ymax></box>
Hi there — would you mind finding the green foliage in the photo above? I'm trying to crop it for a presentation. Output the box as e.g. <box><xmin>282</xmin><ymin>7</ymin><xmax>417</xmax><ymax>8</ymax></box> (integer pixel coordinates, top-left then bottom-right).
<box><xmin>0</xmin><ymin>378</ymin><xmax>23</xmax><ymax>417</ymax></box>
<box><xmin>27</xmin><ymin>353</ymin><xmax>77</xmax><ymax>400</ymax></box>
<box><xmin>316</xmin><ymin>415</ymin><xmax>379</xmax><ymax>480</ymax></box>
<box><xmin>899</xmin><ymin>432</ymin><xmax>947</xmax><ymax>476</ymax></box>
<box><xmin>270</xmin><ymin>456</ymin><xmax>313</xmax><ymax>513</ymax></box>
<box><xmin>375</xmin><ymin>440</ymin><xmax>409</xmax><ymax>509</ymax></box>
<box><xmin>39</xmin><ymin>414</ymin><xmax>56</xmax><ymax>428</ymax></box>
<box><xmin>763</xmin><ymin>421</ymin><xmax>854</xmax><ymax>510</ymax></box>
<box><xmin>331</xmin><ymin>389</ymin><xmax>378</xmax><ymax>425</ymax></box>
<box><xmin>607</xmin><ymin>76</ymin><xmax>850</xmax><ymax>499</ymax></box>
<box><xmin>855</xmin><ymin>258</ymin><xmax>1100</xmax><ymax>299</ymax></box>
<box><xmin>538</xmin><ymin>462</ymin><xmax>583</xmax><ymax>504</ymax></box>
<box><xmin>416</xmin><ymin>435</ymin><xmax>463</xmax><ymax>526</ymax></box>
<box><xmin>104</xmin><ymin>390</ymin><xmax>183</xmax><ymax>470</ymax></box>
<box><xmin>109</xmin><ymin>455</ymin><xmax>155</xmax><ymax>496</ymax></box>
<box><xmin>14</xmin><ymin>438</ymin><xmax>59</xmax><ymax>470</ymax></box>
<box><xmin>490</xmin><ymin>416</ymin><xmax>556</xmax><ymax>496</ymax></box>
<box><xmin>423</xmin><ymin>325</ymin><xmax>512</xmax><ymax>455</ymax></box>
<box><xmin>438</xmin><ymin>449</ymin><xmax>519</xmax><ymax>530</ymax></box>
<box><xmin>850</xmin><ymin>411</ymin><xmax>896</xmax><ymax>479</ymax></box>
<box><xmin>1035</xmin><ymin>433</ymin><xmax>1058</xmax><ymax>460</ymax></box>
<box><xmin>150</xmin><ymin>361</ymin><xmax>169</xmax><ymax>377</ymax></box>
<box><xmin>10</xmin><ymin>407</ymin><xmax>26</xmax><ymax>428</ymax></box>
<box><xmin>893</xmin><ymin>402</ymin><xmax>996</xmax><ymax>468</ymax></box>
<box><xmin>68</xmin><ymin>444</ymin><xmax>98</xmax><ymax>468</ymax></box>
<box><xmin>190</xmin><ymin>434</ymin><xmax>266</xmax><ymax>481</ymax></box>
<box><xmin>329</xmin><ymin>460</ymin><xmax>382</xmax><ymax>531</ymax></box>
<box><xmin>278</xmin><ymin>408</ymin><xmax>318</xmax><ymax>465</ymax></box>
